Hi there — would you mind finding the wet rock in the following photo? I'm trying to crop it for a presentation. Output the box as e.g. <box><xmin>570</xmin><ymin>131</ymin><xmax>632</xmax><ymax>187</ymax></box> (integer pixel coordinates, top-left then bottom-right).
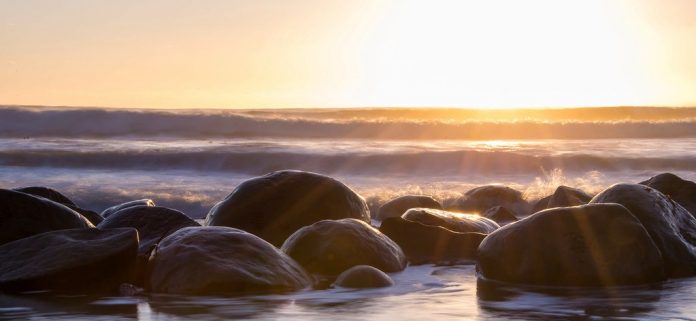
<box><xmin>591</xmin><ymin>183</ymin><xmax>696</xmax><ymax>277</ymax></box>
<box><xmin>640</xmin><ymin>173</ymin><xmax>696</xmax><ymax>218</ymax></box>
<box><xmin>380</xmin><ymin>217</ymin><xmax>485</xmax><ymax>264</ymax></box>
<box><xmin>281</xmin><ymin>218</ymin><xmax>406</xmax><ymax>276</ymax></box>
<box><xmin>149</xmin><ymin>226</ymin><xmax>311</xmax><ymax>295</ymax></box>
<box><xmin>0</xmin><ymin>228</ymin><xmax>138</xmax><ymax>293</ymax></box>
<box><xmin>377</xmin><ymin>195</ymin><xmax>443</xmax><ymax>221</ymax></box>
<box><xmin>547</xmin><ymin>186</ymin><xmax>592</xmax><ymax>208</ymax></box>
<box><xmin>98</xmin><ymin>206</ymin><xmax>200</xmax><ymax>285</ymax></box>
<box><xmin>14</xmin><ymin>186</ymin><xmax>104</xmax><ymax>225</ymax></box>
<box><xmin>101</xmin><ymin>199</ymin><xmax>155</xmax><ymax>218</ymax></box>
<box><xmin>531</xmin><ymin>195</ymin><xmax>552</xmax><ymax>213</ymax></box>
<box><xmin>457</xmin><ymin>185</ymin><xmax>529</xmax><ymax>216</ymax></box>
<box><xmin>0</xmin><ymin>189</ymin><xmax>93</xmax><ymax>246</ymax></box>
<box><xmin>206</xmin><ymin>170</ymin><xmax>370</xmax><ymax>246</ymax></box>
<box><xmin>333</xmin><ymin>265</ymin><xmax>393</xmax><ymax>288</ymax></box>
<box><xmin>482</xmin><ymin>206</ymin><xmax>518</xmax><ymax>225</ymax></box>
<box><xmin>477</xmin><ymin>203</ymin><xmax>665</xmax><ymax>286</ymax></box>
<box><xmin>402</xmin><ymin>208</ymin><xmax>499</xmax><ymax>233</ymax></box>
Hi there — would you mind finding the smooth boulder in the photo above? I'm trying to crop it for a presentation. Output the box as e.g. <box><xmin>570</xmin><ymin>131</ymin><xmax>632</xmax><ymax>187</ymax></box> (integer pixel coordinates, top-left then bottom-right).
<box><xmin>402</xmin><ymin>208</ymin><xmax>499</xmax><ymax>234</ymax></box>
<box><xmin>206</xmin><ymin>170</ymin><xmax>370</xmax><ymax>246</ymax></box>
<box><xmin>15</xmin><ymin>186</ymin><xmax>104</xmax><ymax>225</ymax></box>
<box><xmin>380</xmin><ymin>217</ymin><xmax>485</xmax><ymax>264</ymax></box>
<box><xmin>640</xmin><ymin>173</ymin><xmax>696</xmax><ymax>218</ymax></box>
<box><xmin>477</xmin><ymin>203</ymin><xmax>665</xmax><ymax>286</ymax></box>
<box><xmin>101</xmin><ymin>199</ymin><xmax>155</xmax><ymax>218</ymax></box>
<box><xmin>547</xmin><ymin>185</ymin><xmax>592</xmax><ymax>208</ymax></box>
<box><xmin>333</xmin><ymin>265</ymin><xmax>393</xmax><ymax>288</ymax></box>
<box><xmin>377</xmin><ymin>195</ymin><xmax>443</xmax><ymax>221</ymax></box>
<box><xmin>591</xmin><ymin>183</ymin><xmax>696</xmax><ymax>277</ymax></box>
<box><xmin>281</xmin><ymin>218</ymin><xmax>406</xmax><ymax>276</ymax></box>
<box><xmin>482</xmin><ymin>206</ymin><xmax>518</xmax><ymax>225</ymax></box>
<box><xmin>0</xmin><ymin>228</ymin><xmax>138</xmax><ymax>293</ymax></box>
<box><xmin>0</xmin><ymin>189</ymin><xmax>93</xmax><ymax>246</ymax></box>
<box><xmin>97</xmin><ymin>206</ymin><xmax>200</xmax><ymax>285</ymax></box>
<box><xmin>457</xmin><ymin>185</ymin><xmax>529</xmax><ymax>215</ymax></box>
<box><xmin>149</xmin><ymin>226</ymin><xmax>311</xmax><ymax>295</ymax></box>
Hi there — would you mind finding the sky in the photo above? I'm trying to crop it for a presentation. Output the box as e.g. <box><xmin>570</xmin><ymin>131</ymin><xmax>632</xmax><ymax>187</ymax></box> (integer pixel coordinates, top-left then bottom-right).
<box><xmin>1</xmin><ymin>0</ymin><xmax>695</xmax><ymax>109</ymax></box>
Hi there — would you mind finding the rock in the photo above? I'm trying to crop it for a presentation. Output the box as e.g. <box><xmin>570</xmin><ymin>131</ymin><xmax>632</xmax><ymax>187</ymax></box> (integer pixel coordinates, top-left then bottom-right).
<box><xmin>149</xmin><ymin>226</ymin><xmax>311</xmax><ymax>295</ymax></box>
<box><xmin>0</xmin><ymin>228</ymin><xmax>138</xmax><ymax>293</ymax></box>
<box><xmin>206</xmin><ymin>170</ymin><xmax>370</xmax><ymax>246</ymax></box>
<box><xmin>590</xmin><ymin>183</ymin><xmax>696</xmax><ymax>277</ymax></box>
<box><xmin>547</xmin><ymin>186</ymin><xmax>592</xmax><ymax>208</ymax></box>
<box><xmin>97</xmin><ymin>206</ymin><xmax>200</xmax><ymax>285</ymax></box>
<box><xmin>281</xmin><ymin>218</ymin><xmax>406</xmax><ymax>276</ymax></box>
<box><xmin>477</xmin><ymin>203</ymin><xmax>665</xmax><ymax>286</ymax></box>
<box><xmin>101</xmin><ymin>199</ymin><xmax>155</xmax><ymax>218</ymax></box>
<box><xmin>531</xmin><ymin>195</ymin><xmax>552</xmax><ymax>213</ymax></box>
<box><xmin>640</xmin><ymin>173</ymin><xmax>696</xmax><ymax>218</ymax></box>
<box><xmin>402</xmin><ymin>208</ymin><xmax>499</xmax><ymax>233</ymax></box>
<box><xmin>482</xmin><ymin>206</ymin><xmax>518</xmax><ymax>225</ymax></box>
<box><xmin>14</xmin><ymin>186</ymin><xmax>104</xmax><ymax>225</ymax></box>
<box><xmin>457</xmin><ymin>185</ymin><xmax>529</xmax><ymax>216</ymax></box>
<box><xmin>380</xmin><ymin>217</ymin><xmax>485</xmax><ymax>264</ymax></box>
<box><xmin>333</xmin><ymin>265</ymin><xmax>393</xmax><ymax>288</ymax></box>
<box><xmin>377</xmin><ymin>195</ymin><xmax>443</xmax><ymax>221</ymax></box>
<box><xmin>0</xmin><ymin>189</ymin><xmax>93</xmax><ymax>246</ymax></box>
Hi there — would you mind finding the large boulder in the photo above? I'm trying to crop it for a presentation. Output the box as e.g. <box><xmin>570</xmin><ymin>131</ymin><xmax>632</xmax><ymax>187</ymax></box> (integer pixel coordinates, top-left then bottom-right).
<box><xmin>333</xmin><ymin>265</ymin><xmax>393</xmax><ymax>288</ymax></box>
<box><xmin>482</xmin><ymin>206</ymin><xmax>518</xmax><ymax>225</ymax></box>
<box><xmin>0</xmin><ymin>189</ymin><xmax>93</xmax><ymax>246</ymax></box>
<box><xmin>380</xmin><ymin>217</ymin><xmax>485</xmax><ymax>264</ymax></box>
<box><xmin>97</xmin><ymin>206</ymin><xmax>200</xmax><ymax>285</ymax></box>
<box><xmin>477</xmin><ymin>203</ymin><xmax>665</xmax><ymax>286</ymax></box>
<box><xmin>149</xmin><ymin>226</ymin><xmax>311</xmax><ymax>295</ymax></box>
<box><xmin>206</xmin><ymin>170</ymin><xmax>370</xmax><ymax>246</ymax></box>
<box><xmin>457</xmin><ymin>185</ymin><xmax>529</xmax><ymax>216</ymax></box>
<box><xmin>14</xmin><ymin>186</ymin><xmax>104</xmax><ymax>225</ymax></box>
<box><xmin>640</xmin><ymin>173</ymin><xmax>696</xmax><ymax>218</ymax></box>
<box><xmin>101</xmin><ymin>199</ymin><xmax>155</xmax><ymax>218</ymax></box>
<box><xmin>591</xmin><ymin>183</ymin><xmax>696</xmax><ymax>277</ymax></box>
<box><xmin>281</xmin><ymin>218</ymin><xmax>406</xmax><ymax>276</ymax></box>
<box><xmin>377</xmin><ymin>195</ymin><xmax>442</xmax><ymax>221</ymax></box>
<box><xmin>0</xmin><ymin>228</ymin><xmax>138</xmax><ymax>293</ymax></box>
<box><xmin>546</xmin><ymin>186</ymin><xmax>592</xmax><ymax>208</ymax></box>
<box><xmin>402</xmin><ymin>208</ymin><xmax>499</xmax><ymax>234</ymax></box>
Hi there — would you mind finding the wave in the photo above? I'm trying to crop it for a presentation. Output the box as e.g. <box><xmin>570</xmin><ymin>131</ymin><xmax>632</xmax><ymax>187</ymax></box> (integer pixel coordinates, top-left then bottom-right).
<box><xmin>4</xmin><ymin>106</ymin><xmax>696</xmax><ymax>139</ymax></box>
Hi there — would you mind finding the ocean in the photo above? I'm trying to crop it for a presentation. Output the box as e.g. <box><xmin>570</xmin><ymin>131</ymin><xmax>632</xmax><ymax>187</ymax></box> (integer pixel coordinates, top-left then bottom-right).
<box><xmin>1</xmin><ymin>105</ymin><xmax>696</xmax><ymax>320</ymax></box>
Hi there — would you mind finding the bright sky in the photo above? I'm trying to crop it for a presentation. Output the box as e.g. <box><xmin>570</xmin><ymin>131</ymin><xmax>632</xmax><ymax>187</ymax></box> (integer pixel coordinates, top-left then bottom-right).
<box><xmin>1</xmin><ymin>0</ymin><xmax>695</xmax><ymax>109</ymax></box>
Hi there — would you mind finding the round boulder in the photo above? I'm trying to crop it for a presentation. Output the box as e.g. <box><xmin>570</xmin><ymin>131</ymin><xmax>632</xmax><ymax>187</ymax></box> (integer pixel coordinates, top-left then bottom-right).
<box><xmin>547</xmin><ymin>185</ymin><xmax>592</xmax><ymax>208</ymax></box>
<box><xmin>333</xmin><ymin>265</ymin><xmax>393</xmax><ymax>288</ymax></box>
<box><xmin>0</xmin><ymin>189</ymin><xmax>93</xmax><ymax>246</ymax></box>
<box><xmin>402</xmin><ymin>208</ymin><xmax>499</xmax><ymax>234</ymax></box>
<box><xmin>101</xmin><ymin>199</ymin><xmax>155</xmax><ymax>218</ymax></box>
<box><xmin>15</xmin><ymin>186</ymin><xmax>104</xmax><ymax>225</ymax></box>
<box><xmin>0</xmin><ymin>228</ymin><xmax>138</xmax><ymax>293</ymax></box>
<box><xmin>482</xmin><ymin>206</ymin><xmax>518</xmax><ymax>225</ymax></box>
<box><xmin>377</xmin><ymin>195</ymin><xmax>443</xmax><ymax>221</ymax></box>
<box><xmin>591</xmin><ymin>183</ymin><xmax>696</xmax><ymax>277</ymax></box>
<box><xmin>206</xmin><ymin>170</ymin><xmax>370</xmax><ymax>246</ymax></box>
<box><xmin>640</xmin><ymin>173</ymin><xmax>696</xmax><ymax>218</ymax></box>
<box><xmin>477</xmin><ymin>203</ymin><xmax>665</xmax><ymax>286</ymax></box>
<box><xmin>281</xmin><ymin>218</ymin><xmax>406</xmax><ymax>276</ymax></box>
<box><xmin>149</xmin><ymin>226</ymin><xmax>311</xmax><ymax>295</ymax></box>
<box><xmin>457</xmin><ymin>185</ymin><xmax>529</xmax><ymax>215</ymax></box>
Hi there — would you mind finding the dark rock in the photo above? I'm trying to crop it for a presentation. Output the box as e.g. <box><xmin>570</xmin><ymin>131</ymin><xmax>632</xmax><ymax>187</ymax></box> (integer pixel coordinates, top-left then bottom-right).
<box><xmin>482</xmin><ymin>206</ymin><xmax>518</xmax><ymax>225</ymax></box>
<box><xmin>477</xmin><ymin>203</ymin><xmax>665</xmax><ymax>286</ymax></box>
<box><xmin>281</xmin><ymin>218</ymin><xmax>406</xmax><ymax>276</ymax></box>
<box><xmin>97</xmin><ymin>206</ymin><xmax>200</xmax><ymax>286</ymax></box>
<box><xmin>640</xmin><ymin>172</ymin><xmax>696</xmax><ymax>218</ymax></box>
<box><xmin>206</xmin><ymin>170</ymin><xmax>370</xmax><ymax>246</ymax></box>
<box><xmin>380</xmin><ymin>217</ymin><xmax>485</xmax><ymax>264</ymax></box>
<box><xmin>14</xmin><ymin>186</ymin><xmax>104</xmax><ymax>225</ymax></box>
<box><xmin>547</xmin><ymin>186</ymin><xmax>592</xmax><ymax>208</ymax></box>
<box><xmin>457</xmin><ymin>185</ymin><xmax>529</xmax><ymax>215</ymax></box>
<box><xmin>149</xmin><ymin>226</ymin><xmax>311</xmax><ymax>295</ymax></box>
<box><xmin>377</xmin><ymin>195</ymin><xmax>442</xmax><ymax>221</ymax></box>
<box><xmin>591</xmin><ymin>183</ymin><xmax>696</xmax><ymax>277</ymax></box>
<box><xmin>101</xmin><ymin>199</ymin><xmax>155</xmax><ymax>218</ymax></box>
<box><xmin>0</xmin><ymin>228</ymin><xmax>138</xmax><ymax>293</ymax></box>
<box><xmin>531</xmin><ymin>195</ymin><xmax>552</xmax><ymax>213</ymax></box>
<box><xmin>333</xmin><ymin>265</ymin><xmax>393</xmax><ymax>288</ymax></box>
<box><xmin>0</xmin><ymin>189</ymin><xmax>93</xmax><ymax>246</ymax></box>
<box><xmin>402</xmin><ymin>208</ymin><xmax>499</xmax><ymax>233</ymax></box>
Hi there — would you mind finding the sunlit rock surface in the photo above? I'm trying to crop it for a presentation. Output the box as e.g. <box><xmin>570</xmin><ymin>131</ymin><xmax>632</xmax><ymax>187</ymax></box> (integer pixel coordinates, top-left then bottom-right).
<box><xmin>377</xmin><ymin>195</ymin><xmax>443</xmax><ymax>221</ymax></box>
<box><xmin>456</xmin><ymin>185</ymin><xmax>529</xmax><ymax>216</ymax></box>
<box><xmin>402</xmin><ymin>208</ymin><xmax>499</xmax><ymax>234</ymax></box>
<box><xmin>101</xmin><ymin>199</ymin><xmax>155</xmax><ymax>218</ymax></box>
<box><xmin>333</xmin><ymin>265</ymin><xmax>393</xmax><ymax>288</ymax></box>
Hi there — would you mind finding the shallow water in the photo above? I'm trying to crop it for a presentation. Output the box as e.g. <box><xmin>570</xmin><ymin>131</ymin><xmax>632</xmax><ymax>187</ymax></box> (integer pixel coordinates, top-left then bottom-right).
<box><xmin>2</xmin><ymin>265</ymin><xmax>695</xmax><ymax>321</ymax></box>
